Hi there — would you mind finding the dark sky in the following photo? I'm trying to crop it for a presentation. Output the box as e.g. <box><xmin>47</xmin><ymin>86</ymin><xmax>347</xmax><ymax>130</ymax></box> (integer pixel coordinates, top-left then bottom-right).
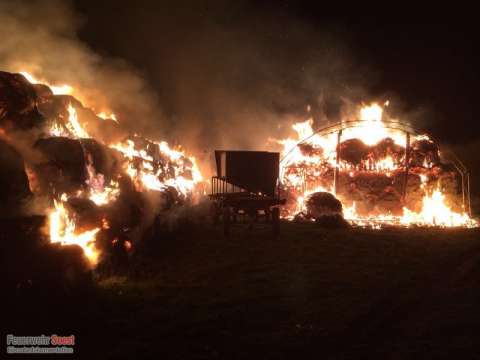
<box><xmin>73</xmin><ymin>1</ymin><xmax>479</xmax><ymax>147</ymax></box>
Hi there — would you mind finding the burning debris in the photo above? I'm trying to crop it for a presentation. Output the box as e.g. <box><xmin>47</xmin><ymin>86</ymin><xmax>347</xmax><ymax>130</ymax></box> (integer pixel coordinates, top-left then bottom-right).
<box><xmin>278</xmin><ymin>103</ymin><xmax>478</xmax><ymax>228</ymax></box>
<box><xmin>0</xmin><ymin>70</ymin><xmax>204</xmax><ymax>266</ymax></box>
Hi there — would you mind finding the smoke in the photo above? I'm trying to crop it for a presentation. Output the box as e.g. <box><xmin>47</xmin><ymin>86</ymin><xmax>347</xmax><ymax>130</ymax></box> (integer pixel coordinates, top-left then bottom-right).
<box><xmin>0</xmin><ymin>1</ymin><xmax>384</xmax><ymax>165</ymax></box>
<box><xmin>1</xmin><ymin>0</ymin><xmax>436</xmax><ymax>179</ymax></box>
<box><xmin>0</xmin><ymin>0</ymin><xmax>164</xmax><ymax>137</ymax></box>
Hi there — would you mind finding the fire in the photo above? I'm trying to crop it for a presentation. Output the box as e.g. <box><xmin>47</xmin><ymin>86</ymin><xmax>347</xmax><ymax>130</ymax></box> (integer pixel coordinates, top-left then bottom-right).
<box><xmin>342</xmin><ymin>103</ymin><xmax>406</xmax><ymax>146</ymax></box>
<box><xmin>18</xmin><ymin>70</ymin><xmax>205</xmax><ymax>264</ymax></box>
<box><xmin>20</xmin><ymin>71</ymin><xmax>73</xmax><ymax>95</ymax></box>
<box><xmin>49</xmin><ymin>194</ymin><xmax>100</xmax><ymax>264</ymax></box>
<box><xmin>279</xmin><ymin>102</ymin><xmax>478</xmax><ymax>228</ymax></box>
<box><xmin>401</xmin><ymin>187</ymin><xmax>477</xmax><ymax>228</ymax></box>
<box><xmin>110</xmin><ymin>139</ymin><xmax>203</xmax><ymax>196</ymax></box>
<box><xmin>96</xmin><ymin>112</ymin><xmax>118</xmax><ymax>122</ymax></box>
<box><xmin>48</xmin><ymin>103</ymin><xmax>90</xmax><ymax>138</ymax></box>
<box><xmin>66</xmin><ymin>103</ymin><xmax>90</xmax><ymax>138</ymax></box>
<box><xmin>85</xmin><ymin>161</ymin><xmax>120</xmax><ymax>206</ymax></box>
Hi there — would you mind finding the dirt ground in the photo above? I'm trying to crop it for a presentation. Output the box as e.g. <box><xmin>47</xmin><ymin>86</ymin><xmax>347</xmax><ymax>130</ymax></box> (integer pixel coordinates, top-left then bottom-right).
<box><xmin>5</xmin><ymin>221</ymin><xmax>480</xmax><ymax>359</ymax></box>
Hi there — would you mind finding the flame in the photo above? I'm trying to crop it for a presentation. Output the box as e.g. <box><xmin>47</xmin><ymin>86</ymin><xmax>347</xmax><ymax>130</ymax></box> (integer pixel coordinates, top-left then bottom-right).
<box><xmin>97</xmin><ymin>112</ymin><xmax>118</xmax><ymax>122</ymax></box>
<box><xmin>20</xmin><ymin>71</ymin><xmax>73</xmax><ymax>95</ymax></box>
<box><xmin>342</xmin><ymin>103</ymin><xmax>406</xmax><ymax>146</ymax></box>
<box><xmin>18</xmin><ymin>69</ymin><xmax>205</xmax><ymax>264</ymax></box>
<box><xmin>66</xmin><ymin>104</ymin><xmax>89</xmax><ymax>138</ymax></box>
<box><xmin>49</xmin><ymin>194</ymin><xmax>100</xmax><ymax>264</ymax></box>
<box><xmin>110</xmin><ymin>139</ymin><xmax>203</xmax><ymax>196</ymax></box>
<box><xmin>85</xmin><ymin>161</ymin><xmax>120</xmax><ymax>206</ymax></box>
<box><xmin>401</xmin><ymin>187</ymin><xmax>477</xmax><ymax>228</ymax></box>
<box><xmin>278</xmin><ymin>102</ymin><xmax>478</xmax><ymax>228</ymax></box>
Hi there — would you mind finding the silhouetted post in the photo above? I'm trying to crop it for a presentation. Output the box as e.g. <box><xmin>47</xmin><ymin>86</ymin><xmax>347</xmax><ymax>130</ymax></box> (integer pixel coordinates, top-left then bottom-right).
<box><xmin>402</xmin><ymin>132</ymin><xmax>411</xmax><ymax>202</ymax></box>
<box><xmin>334</xmin><ymin>129</ymin><xmax>342</xmax><ymax>194</ymax></box>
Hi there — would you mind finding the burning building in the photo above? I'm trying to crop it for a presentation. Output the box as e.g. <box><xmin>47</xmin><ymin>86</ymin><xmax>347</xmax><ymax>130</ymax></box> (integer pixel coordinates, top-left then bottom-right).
<box><xmin>278</xmin><ymin>103</ymin><xmax>478</xmax><ymax>228</ymax></box>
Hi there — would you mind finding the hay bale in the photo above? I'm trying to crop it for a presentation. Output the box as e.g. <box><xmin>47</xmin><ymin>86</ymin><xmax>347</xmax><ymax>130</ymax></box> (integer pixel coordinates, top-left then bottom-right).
<box><xmin>410</xmin><ymin>139</ymin><xmax>440</xmax><ymax>167</ymax></box>
<box><xmin>339</xmin><ymin>138</ymin><xmax>369</xmax><ymax>165</ymax></box>
<box><xmin>306</xmin><ymin>191</ymin><xmax>342</xmax><ymax>218</ymax></box>
<box><xmin>298</xmin><ymin>143</ymin><xmax>323</xmax><ymax>157</ymax></box>
<box><xmin>371</xmin><ymin>138</ymin><xmax>404</xmax><ymax>163</ymax></box>
<box><xmin>0</xmin><ymin>71</ymin><xmax>44</xmax><ymax>130</ymax></box>
<box><xmin>34</xmin><ymin>137</ymin><xmax>87</xmax><ymax>194</ymax></box>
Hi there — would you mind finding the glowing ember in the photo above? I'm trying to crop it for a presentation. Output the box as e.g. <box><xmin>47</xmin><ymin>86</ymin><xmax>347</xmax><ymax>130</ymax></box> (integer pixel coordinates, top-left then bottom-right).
<box><xmin>49</xmin><ymin>194</ymin><xmax>100</xmax><ymax>264</ymax></box>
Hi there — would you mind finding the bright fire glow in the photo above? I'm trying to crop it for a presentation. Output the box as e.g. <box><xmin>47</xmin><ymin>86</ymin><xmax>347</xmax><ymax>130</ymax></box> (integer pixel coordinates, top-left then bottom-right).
<box><xmin>85</xmin><ymin>162</ymin><xmax>120</xmax><ymax>206</ymax></box>
<box><xmin>278</xmin><ymin>102</ymin><xmax>478</xmax><ymax>228</ymax></box>
<box><xmin>97</xmin><ymin>112</ymin><xmax>118</xmax><ymax>122</ymax></box>
<box><xmin>401</xmin><ymin>187</ymin><xmax>477</xmax><ymax>228</ymax></box>
<box><xmin>49</xmin><ymin>194</ymin><xmax>100</xmax><ymax>264</ymax></box>
<box><xmin>20</xmin><ymin>71</ymin><xmax>73</xmax><ymax>95</ymax></box>
<box><xmin>19</xmin><ymin>70</ymin><xmax>205</xmax><ymax>264</ymax></box>
<box><xmin>66</xmin><ymin>104</ymin><xmax>90</xmax><ymax>138</ymax></box>
<box><xmin>110</xmin><ymin>139</ymin><xmax>203</xmax><ymax>196</ymax></box>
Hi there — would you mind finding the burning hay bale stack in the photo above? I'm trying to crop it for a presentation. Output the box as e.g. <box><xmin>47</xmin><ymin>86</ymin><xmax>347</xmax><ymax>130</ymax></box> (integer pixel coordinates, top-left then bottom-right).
<box><xmin>278</xmin><ymin>104</ymin><xmax>477</xmax><ymax>228</ymax></box>
<box><xmin>0</xmin><ymin>70</ymin><xmax>204</xmax><ymax>283</ymax></box>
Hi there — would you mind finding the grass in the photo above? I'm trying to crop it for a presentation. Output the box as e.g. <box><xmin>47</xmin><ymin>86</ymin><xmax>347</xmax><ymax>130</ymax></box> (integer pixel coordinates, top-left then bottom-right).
<box><xmin>6</xmin><ymin>222</ymin><xmax>480</xmax><ymax>359</ymax></box>
<box><xmin>91</xmin><ymin>223</ymin><xmax>480</xmax><ymax>359</ymax></box>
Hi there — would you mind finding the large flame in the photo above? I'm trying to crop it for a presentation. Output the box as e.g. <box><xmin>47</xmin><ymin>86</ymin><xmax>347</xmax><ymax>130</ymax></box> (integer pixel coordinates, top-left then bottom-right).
<box><xmin>49</xmin><ymin>194</ymin><xmax>100</xmax><ymax>264</ymax></box>
<box><xmin>110</xmin><ymin>139</ymin><xmax>203</xmax><ymax>196</ymax></box>
<box><xmin>20</xmin><ymin>71</ymin><xmax>204</xmax><ymax>264</ymax></box>
<box><xmin>85</xmin><ymin>160</ymin><xmax>120</xmax><ymax>206</ymax></box>
<box><xmin>20</xmin><ymin>71</ymin><xmax>73</xmax><ymax>96</ymax></box>
<box><xmin>279</xmin><ymin>102</ymin><xmax>478</xmax><ymax>228</ymax></box>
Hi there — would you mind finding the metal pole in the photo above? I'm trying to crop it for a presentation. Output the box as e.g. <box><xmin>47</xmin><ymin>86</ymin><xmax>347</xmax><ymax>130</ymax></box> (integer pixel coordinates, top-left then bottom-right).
<box><xmin>402</xmin><ymin>132</ymin><xmax>411</xmax><ymax>201</ymax></box>
<box><xmin>467</xmin><ymin>171</ymin><xmax>472</xmax><ymax>216</ymax></box>
<box><xmin>334</xmin><ymin>129</ymin><xmax>342</xmax><ymax>195</ymax></box>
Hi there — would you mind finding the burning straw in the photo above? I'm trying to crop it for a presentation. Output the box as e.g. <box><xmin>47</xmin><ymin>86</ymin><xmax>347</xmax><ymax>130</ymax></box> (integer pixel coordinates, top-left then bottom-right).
<box><xmin>277</xmin><ymin>103</ymin><xmax>478</xmax><ymax>228</ymax></box>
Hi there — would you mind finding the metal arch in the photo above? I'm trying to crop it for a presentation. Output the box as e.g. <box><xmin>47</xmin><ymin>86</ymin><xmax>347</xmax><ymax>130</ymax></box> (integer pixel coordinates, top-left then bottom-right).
<box><xmin>280</xmin><ymin>119</ymin><xmax>472</xmax><ymax>216</ymax></box>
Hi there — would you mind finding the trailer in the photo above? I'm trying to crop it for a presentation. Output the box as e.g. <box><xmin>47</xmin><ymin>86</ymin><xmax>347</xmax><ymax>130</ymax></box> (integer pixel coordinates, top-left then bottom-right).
<box><xmin>209</xmin><ymin>150</ymin><xmax>285</xmax><ymax>236</ymax></box>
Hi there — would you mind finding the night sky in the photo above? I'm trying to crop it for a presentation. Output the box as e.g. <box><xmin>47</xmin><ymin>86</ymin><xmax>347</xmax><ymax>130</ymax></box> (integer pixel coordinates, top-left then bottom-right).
<box><xmin>74</xmin><ymin>1</ymin><xmax>478</xmax><ymax>146</ymax></box>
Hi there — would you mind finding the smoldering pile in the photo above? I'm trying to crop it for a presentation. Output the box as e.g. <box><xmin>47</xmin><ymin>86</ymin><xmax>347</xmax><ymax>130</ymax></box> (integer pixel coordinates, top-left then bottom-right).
<box><xmin>0</xmin><ymin>70</ymin><xmax>203</xmax><ymax>295</ymax></box>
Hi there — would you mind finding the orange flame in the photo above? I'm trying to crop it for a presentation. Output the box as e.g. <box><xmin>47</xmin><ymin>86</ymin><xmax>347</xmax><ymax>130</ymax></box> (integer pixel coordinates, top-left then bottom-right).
<box><xmin>49</xmin><ymin>194</ymin><xmax>100</xmax><ymax>264</ymax></box>
<box><xmin>279</xmin><ymin>102</ymin><xmax>478</xmax><ymax>228</ymax></box>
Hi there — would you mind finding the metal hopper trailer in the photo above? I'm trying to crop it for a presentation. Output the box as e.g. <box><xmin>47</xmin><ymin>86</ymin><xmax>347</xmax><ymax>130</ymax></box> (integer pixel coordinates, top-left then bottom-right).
<box><xmin>209</xmin><ymin>150</ymin><xmax>285</xmax><ymax>236</ymax></box>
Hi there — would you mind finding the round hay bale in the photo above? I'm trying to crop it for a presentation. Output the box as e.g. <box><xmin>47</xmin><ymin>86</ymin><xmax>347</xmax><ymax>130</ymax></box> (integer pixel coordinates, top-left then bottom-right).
<box><xmin>0</xmin><ymin>71</ymin><xmax>44</xmax><ymax>130</ymax></box>
<box><xmin>339</xmin><ymin>138</ymin><xmax>369</xmax><ymax>165</ymax></box>
<box><xmin>34</xmin><ymin>137</ymin><xmax>87</xmax><ymax>194</ymax></box>
<box><xmin>306</xmin><ymin>191</ymin><xmax>343</xmax><ymax>218</ymax></box>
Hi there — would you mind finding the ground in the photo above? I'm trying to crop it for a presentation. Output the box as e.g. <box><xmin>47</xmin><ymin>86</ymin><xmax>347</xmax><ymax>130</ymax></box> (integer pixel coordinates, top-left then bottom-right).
<box><xmin>5</xmin><ymin>221</ymin><xmax>480</xmax><ymax>359</ymax></box>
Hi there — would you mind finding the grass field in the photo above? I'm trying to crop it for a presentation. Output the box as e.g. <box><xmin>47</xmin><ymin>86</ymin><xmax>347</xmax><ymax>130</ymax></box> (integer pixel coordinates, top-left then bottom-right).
<box><xmin>6</xmin><ymin>221</ymin><xmax>480</xmax><ymax>359</ymax></box>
